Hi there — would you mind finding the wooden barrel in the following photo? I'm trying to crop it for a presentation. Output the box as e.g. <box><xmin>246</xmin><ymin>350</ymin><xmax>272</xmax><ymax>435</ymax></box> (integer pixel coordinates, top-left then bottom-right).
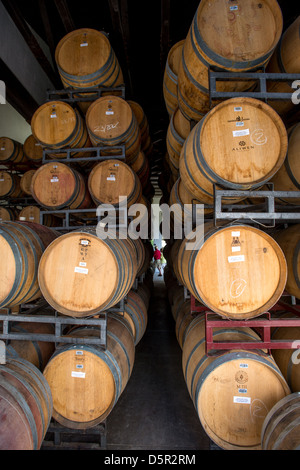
<box><xmin>20</xmin><ymin>170</ymin><xmax>36</xmax><ymax>196</ymax></box>
<box><xmin>274</xmin><ymin>224</ymin><xmax>300</xmax><ymax>299</ymax></box>
<box><xmin>128</xmin><ymin>100</ymin><xmax>153</xmax><ymax>157</ymax></box>
<box><xmin>179</xmin><ymin>97</ymin><xmax>288</xmax><ymax>204</ymax></box>
<box><xmin>130</xmin><ymin>151</ymin><xmax>150</xmax><ymax>190</ymax></box>
<box><xmin>23</xmin><ymin>134</ymin><xmax>43</xmax><ymax>165</ymax></box>
<box><xmin>43</xmin><ymin>313</ymin><xmax>134</xmax><ymax>429</ymax></box>
<box><xmin>271</xmin><ymin>311</ymin><xmax>300</xmax><ymax>392</ymax></box>
<box><xmin>121</xmin><ymin>289</ymin><xmax>148</xmax><ymax>345</ymax></box>
<box><xmin>0</xmin><ymin>137</ymin><xmax>27</xmax><ymax>164</ymax></box>
<box><xmin>88</xmin><ymin>159</ymin><xmax>142</xmax><ymax>208</ymax></box>
<box><xmin>177</xmin><ymin>0</ymin><xmax>283</xmax><ymax>121</ymax></box>
<box><xmin>38</xmin><ymin>228</ymin><xmax>138</xmax><ymax>317</ymax></box>
<box><xmin>0</xmin><ymin>207</ymin><xmax>17</xmax><ymax>221</ymax></box>
<box><xmin>168</xmin><ymin>177</ymin><xmax>212</xmax><ymax>234</ymax></box>
<box><xmin>19</xmin><ymin>205</ymin><xmax>61</xmax><ymax>227</ymax></box>
<box><xmin>31</xmin><ymin>162</ymin><xmax>92</xmax><ymax>210</ymax></box>
<box><xmin>55</xmin><ymin>28</ymin><xmax>124</xmax><ymax>113</ymax></box>
<box><xmin>177</xmin><ymin>223</ymin><xmax>287</xmax><ymax>320</ymax></box>
<box><xmin>261</xmin><ymin>392</ymin><xmax>300</xmax><ymax>450</ymax></box>
<box><xmin>0</xmin><ymin>172</ymin><xmax>24</xmax><ymax>199</ymax></box>
<box><xmin>0</xmin><ymin>221</ymin><xmax>59</xmax><ymax>308</ymax></box>
<box><xmin>163</xmin><ymin>40</ymin><xmax>185</xmax><ymax>116</ymax></box>
<box><xmin>182</xmin><ymin>313</ymin><xmax>290</xmax><ymax>450</ymax></box>
<box><xmin>85</xmin><ymin>95</ymin><xmax>141</xmax><ymax>165</ymax></box>
<box><xmin>175</xmin><ymin>299</ymin><xmax>195</xmax><ymax>349</ymax></box>
<box><xmin>166</xmin><ymin>106</ymin><xmax>191</xmax><ymax>173</ymax></box>
<box><xmin>266</xmin><ymin>16</ymin><xmax>300</xmax><ymax>116</ymax></box>
<box><xmin>31</xmin><ymin>101</ymin><xmax>91</xmax><ymax>158</ymax></box>
<box><xmin>0</xmin><ymin>357</ymin><xmax>52</xmax><ymax>449</ymax></box>
<box><xmin>7</xmin><ymin>321</ymin><xmax>55</xmax><ymax>371</ymax></box>
<box><xmin>270</xmin><ymin>124</ymin><xmax>300</xmax><ymax>205</ymax></box>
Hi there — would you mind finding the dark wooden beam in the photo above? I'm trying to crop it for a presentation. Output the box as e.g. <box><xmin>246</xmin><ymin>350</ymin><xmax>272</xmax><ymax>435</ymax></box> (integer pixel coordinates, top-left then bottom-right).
<box><xmin>1</xmin><ymin>0</ymin><xmax>60</xmax><ymax>89</ymax></box>
<box><xmin>0</xmin><ymin>58</ymin><xmax>39</xmax><ymax>124</ymax></box>
<box><xmin>160</xmin><ymin>0</ymin><xmax>171</xmax><ymax>103</ymax></box>
<box><xmin>108</xmin><ymin>0</ymin><xmax>133</xmax><ymax>96</ymax></box>
<box><xmin>54</xmin><ymin>0</ymin><xmax>76</xmax><ymax>33</ymax></box>
<box><xmin>38</xmin><ymin>0</ymin><xmax>57</xmax><ymax>68</ymax></box>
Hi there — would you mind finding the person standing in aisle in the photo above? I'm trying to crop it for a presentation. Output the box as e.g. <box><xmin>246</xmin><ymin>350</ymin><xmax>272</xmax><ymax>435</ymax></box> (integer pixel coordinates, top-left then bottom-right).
<box><xmin>153</xmin><ymin>245</ymin><xmax>162</xmax><ymax>276</ymax></box>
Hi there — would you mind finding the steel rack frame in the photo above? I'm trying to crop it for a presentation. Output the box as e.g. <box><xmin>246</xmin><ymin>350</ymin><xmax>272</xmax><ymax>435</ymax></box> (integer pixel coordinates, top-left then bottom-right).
<box><xmin>41</xmin><ymin>420</ymin><xmax>107</xmax><ymax>450</ymax></box>
<box><xmin>42</xmin><ymin>143</ymin><xmax>126</xmax><ymax>164</ymax></box>
<box><xmin>46</xmin><ymin>84</ymin><xmax>125</xmax><ymax>104</ymax></box>
<box><xmin>208</xmin><ymin>68</ymin><xmax>300</xmax><ymax>105</ymax></box>
<box><xmin>188</xmin><ymin>295</ymin><xmax>300</xmax><ymax>356</ymax></box>
<box><xmin>213</xmin><ymin>188</ymin><xmax>300</xmax><ymax>225</ymax></box>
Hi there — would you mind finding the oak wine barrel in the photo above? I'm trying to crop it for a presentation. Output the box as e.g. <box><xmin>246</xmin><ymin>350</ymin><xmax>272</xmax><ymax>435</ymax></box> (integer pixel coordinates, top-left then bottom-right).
<box><xmin>0</xmin><ymin>137</ymin><xmax>27</xmax><ymax>165</ymax></box>
<box><xmin>19</xmin><ymin>205</ymin><xmax>62</xmax><ymax>227</ymax></box>
<box><xmin>270</xmin><ymin>123</ymin><xmax>300</xmax><ymax>205</ymax></box>
<box><xmin>0</xmin><ymin>221</ymin><xmax>59</xmax><ymax>308</ymax></box>
<box><xmin>38</xmin><ymin>228</ymin><xmax>138</xmax><ymax>317</ymax></box>
<box><xmin>163</xmin><ymin>40</ymin><xmax>185</xmax><ymax>116</ymax></box>
<box><xmin>0</xmin><ymin>207</ymin><xmax>17</xmax><ymax>221</ymax></box>
<box><xmin>261</xmin><ymin>393</ymin><xmax>300</xmax><ymax>450</ymax></box>
<box><xmin>179</xmin><ymin>97</ymin><xmax>288</xmax><ymax>204</ymax></box>
<box><xmin>177</xmin><ymin>0</ymin><xmax>283</xmax><ymax>121</ymax></box>
<box><xmin>31</xmin><ymin>101</ymin><xmax>91</xmax><ymax>159</ymax></box>
<box><xmin>168</xmin><ymin>177</ymin><xmax>212</xmax><ymax>234</ymax></box>
<box><xmin>182</xmin><ymin>313</ymin><xmax>290</xmax><ymax>450</ymax></box>
<box><xmin>271</xmin><ymin>311</ymin><xmax>300</xmax><ymax>392</ymax></box>
<box><xmin>128</xmin><ymin>100</ymin><xmax>153</xmax><ymax>157</ymax></box>
<box><xmin>88</xmin><ymin>159</ymin><xmax>142</xmax><ymax>208</ymax></box>
<box><xmin>85</xmin><ymin>95</ymin><xmax>141</xmax><ymax>165</ymax></box>
<box><xmin>7</xmin><ymin>321</ymin><xmax>56</xmax><ymax>371</ymax></box>
<box><xmin>23</xmin><ymin>134</ymin><xmax>43</xmax><ymax>165</ymax></box>
<box><xmin>121</xmin><ymin>289</ymin><xmax>148</xmax><ymax>345</ymax></box>
<box><xmin>166</xmin><ymin>106</ymin><xmax>191</xmax><ymax>174</ymax></box>
<box><xmin>0</xmin><ymin>171</ymin><xmax>24</xmax><ymax>199</ymax></box>
<box><xmin>129</xmin><ymin>150</ymin><xmax>150</xmax><ymax>190</ymax></box>
<box><xmin>266</xmin><ymin>16</ymin><xmax>300</xmax><ymax>116</ymax></box>
<box><xmin>43</xmin><ymin>313</ymin><xmax>134</xmax><ymax>429</ymax></box>
<box><xmin>55</xmin><ymin>28</ymin><xmax>124</xmax><ymax>113</ymax></box>
<box><xmin>31</xmin><ymin>162</ymin><xmax>92</xmax><ymax>210</ymax></box>
<box><xmin>177</xmin><ymin>223</ymin><xmax>287</xmax><ymax>320</ymax></box>
<box><xmin>20</xmin><ymin>169</ymin><xmax>36</xmax><ymax>196</ymax></box>
<box><xmin>0</xmin><ymin>357</ymin><xmax>52</xmax><ymax>449</ymax></box>
<box><xmin>274</xmin><ymin>224</ymin><xmax>300</xmax><ymax>299</ymax></box>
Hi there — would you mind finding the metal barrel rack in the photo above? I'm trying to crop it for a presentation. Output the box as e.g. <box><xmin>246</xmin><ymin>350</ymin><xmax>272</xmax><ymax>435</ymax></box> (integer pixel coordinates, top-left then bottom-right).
<box><xmin>188</xmin><ymin>294</ymin><xmax>300</xmax><ymax>356</ymax></box>
<box><xmin>187</xmin><ymin>68</ymin><xmax>300</xmax><ymax>359</ymax></box>
<box><xmin>0</xmin><ymin>83</ymin><xmax>148</xmax><ymax>449</ymax></box>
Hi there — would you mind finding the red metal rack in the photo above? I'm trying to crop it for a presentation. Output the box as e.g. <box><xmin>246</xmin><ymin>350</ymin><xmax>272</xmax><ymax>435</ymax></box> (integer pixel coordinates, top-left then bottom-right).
<box><xmin>189</xmin><ymin>295</ymin><xmax>300</xmax><ymax>355</ymax></box>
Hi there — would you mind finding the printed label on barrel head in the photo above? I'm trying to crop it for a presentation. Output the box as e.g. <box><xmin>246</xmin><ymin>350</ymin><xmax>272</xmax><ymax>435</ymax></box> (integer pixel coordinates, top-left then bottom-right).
<box><xmin>74</xmin><ymin>266</ymin><xmax>88</xmax><ymax>274</ymax></box>
<box><xmin>228</xmin><ymin>255</ymin><xmax>245</xmax><ymax>263</ymax></box>
<box><xmin>232</xmin><ymin>129</ymin><xmax>250</xmax><ymax>137</ymax></box>
<box><xmin>234</xmin><ymin>396</ymin><xmax>251</xmax><ymax>404</ymax></box>
<box><xmin>71</xmin><ymin>371</ymin><xmax>86</xmax><ymax>378</ymax></box>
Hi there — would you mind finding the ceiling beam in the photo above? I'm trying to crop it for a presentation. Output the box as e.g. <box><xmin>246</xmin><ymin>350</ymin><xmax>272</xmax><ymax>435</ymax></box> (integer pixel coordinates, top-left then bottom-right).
<box><xmin>54</xmin><ymin>0</ymin><xmax>76</xmax><ymax>33</ymax></box>
<box><xmin>160</xmin><ymin>0</ymin><xmax>171</xmax><ymax>105</ymax></box>
<box><xmin>108</xmin><ymin>0</ymin><xmax>133</xmax><ymax>97</ymax></box>
<box><xmin>38</xmin><ymin>0</ymin><xmax>57</xmax><ymax>67</ymax></box>
<box><xmin>1</xmin><ymin>0</ymin><xmax>60</xmax><ymax>89</ymax></box>
<box><xmin>0</xmin><ymin>58</ymin><xmax>39</xmax><ymax>123</ymax></box>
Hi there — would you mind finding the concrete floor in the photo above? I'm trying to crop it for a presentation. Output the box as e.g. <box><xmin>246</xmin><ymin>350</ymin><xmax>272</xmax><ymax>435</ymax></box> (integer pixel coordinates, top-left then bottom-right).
<box><xmin>106</xmin><ymin>272</ymin><xmax>211</xmax><ymax>451</ymax></box>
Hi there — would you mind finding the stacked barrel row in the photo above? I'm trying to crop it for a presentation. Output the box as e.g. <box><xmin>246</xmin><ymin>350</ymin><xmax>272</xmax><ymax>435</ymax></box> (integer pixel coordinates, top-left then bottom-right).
<box><xmin>162</xmin><ymin>3</ymin><xmax>300</xmax><ymax>209</ymax></box>
<box><xmin>0</xmin><ymin>27</ymin><xmax>155</xmax><ymax>448</ymax></box>
<box><xmin>164</xmin><ymin>223</ymin><xmax>300</xmax><ymax>450</ymax></box>
<box><xmin>162</xmin><ymin>0</ymin><xmax>300</xmax><ymax>451</ymax></box>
